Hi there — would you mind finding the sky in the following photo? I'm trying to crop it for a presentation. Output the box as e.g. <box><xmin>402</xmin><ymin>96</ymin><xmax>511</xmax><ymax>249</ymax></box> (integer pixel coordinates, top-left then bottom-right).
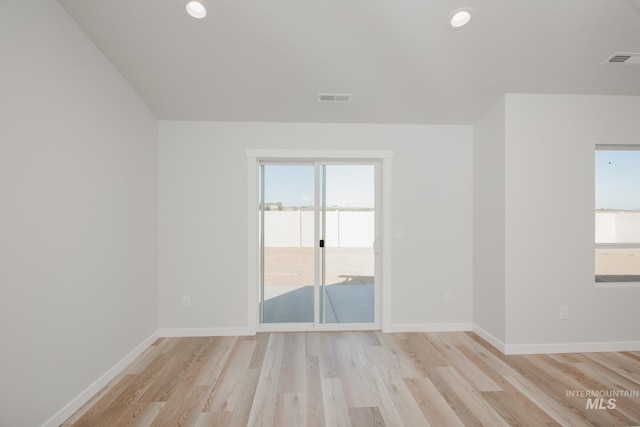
<box><xmin>595</xmin><ymin>150</ymin><xmax>640</xmax><ymax>210</ymax></box>
<box><xmin>262</xmin><ymin>164</ymin><xmax>374</xmax><ymax>208</ymax></box>
<box><xmin>261</xmin><ymin>154</ymin><xmax>639</xmax><ymax>211</ymax></box>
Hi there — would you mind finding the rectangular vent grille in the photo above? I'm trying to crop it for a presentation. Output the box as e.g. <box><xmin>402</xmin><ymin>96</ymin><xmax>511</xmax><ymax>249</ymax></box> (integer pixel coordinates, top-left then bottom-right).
<box><xmin>602</xmin><ymin>52</ymin><xmax>640</xmax><ymax>65</ymax></box>
<box><xmin>318</xmin><ymin>93</ymin><xmax>353</xmax><ymax>103</ymax></box>
<box><xmin>610</xmin><ymin>55</ymin><xmax>631</xmax><ymax>63</ymax></box>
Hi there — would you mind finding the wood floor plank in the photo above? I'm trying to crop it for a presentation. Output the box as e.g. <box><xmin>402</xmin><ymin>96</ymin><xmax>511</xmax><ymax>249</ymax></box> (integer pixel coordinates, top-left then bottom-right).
<box><xmin>249</xmin><ymin>333</ymin><xmax>270</xmax><ymax>370</ymax></box>
<box><xmin>74</xmin><ymin>350</ymin><xmax>176</xmax><ymax>427</ymax></box>
<box><xmin>480</xmin><ymin>390</ymin><xmax>561</xmax><ymax>427</ymax></box>
<box><xmin>425</xmin><ymin>367</ymin><xmax>483</xmax><ymax>427</ymax></box>
<box><xmin>63</xmin><ymin>332</ymin><xmax>640</xmax><ymax>427</ymax></box>
<box><xmin>195</xmin><ymin>411</ymin><xmax>232</xmax><ymax>427</ymax></box>
<box><xmin>369</xmin><ymin>341</ymin><xmax>428</xmax><ymax>426</ymax></box>
<box><xmin>320</xmin><ymin>377</ymin><xmax>352</xmax><ymax>427</ymax></box>
<box><xmin>125</xmin><ymin>401</ymin><xmax>165</xmax><ymax>427</ymax></box>
<box><xmin>305</xmin><ymin>356</ymin><xmax>326</xmax><ymax>427</ymax></box>
<box><xmin>404</xmin><ymin>376</ymin><xmax>462</xmax><ymax>427</ymax></box>
<box><xmin>569</xmin><ymin>361</ymin><xmax>640</xmax><ymax>421</ymax></box>
<box><xmin>144</xmin><ymin>338</ymin><xmax>212</xmax><ymax>403</ymax></box>
<box><xmin>304</xmin><ymin>329</ymin><xmax>323</xmax><ymax>358</ymax></box>
<box><xmin>583</xmin><ymin>352</ymin><xmax>640</xmax><ymax>385</ymax></box>
<box><xmin>335</xmin><ymin>333</ymin><xmax>379</xmax><ymax>408</ymax></box>
<box><xmin>462</xmin><ymin>333</ymin><xmax>522</xmax><ymax>377</ymax></box>
<box><xmin>246</xmin><ymin>333</ymin><xmax>285</xmax><ymax>427</ymax></box>
<box><xmin>507</xmin><ymin>354</ymin><xmax>637</xmax><ymax>427</ymax></box>
<box><xmin>126</xmin><ymin>344</ymin><xmax>162</xmax><ymax>375</ymax></box>
<box><xmin>61</xmin><ymin>373</ymin><xmax>140</xmax><ymax>427</ymax></box>
<box><xmin>364</xmin><ymin>365</ymin><xmax>408</xmax><ymax>426</ymax></box>
<box><xmin>194</xmin><ymin>336</ymin><xmax>237</xmax><ymax>386</ymax></box>
<box><xmin>398</xmin><ymin>333</ymin><xmax>448</xmax><ymax>375</ymax></box>
<box><xmin>274</xmin><ymin>393</ymin><xmax>306</xmax><ymax>427</ymax></box>
<box><xmin>97</xmin><ymin>346</ymin><xmax>202</xmax><ymax>427</ymax></box>
<box><xmin>226</xmin><ymin>368</ymin><xmax>260</xmax><ymax>427</ymax></box>
<box><xmin>147</xmin><ymin>384</ymin><xmax>210</xmax><ymax>427</ymax></box>
<box><xmin>428</xmin><ymin>333</ymin><xmax>502</xmax><ymax>392</ymax></box>
<box><xmin>355</xmin><ymin>330</ymin><xmax>382</xmax><ymax>347</ymax></box>
<box><xmin>111</xmin><ymin>339</ymin><xmax>216</xmax><ymax>427</ymax></box>
<box><xmin>621</xmin><ymin>351</ymin><xmax>640</xmax><ymax>363</ymax></box>
<box><xmin>369</xmin><ymin>361</ymin><xmax>430</xmax><ymax>426</ymax></box>
<box><xmin>202</xmin><ymin>338</ymin><xmax>256</xmax><ymax>412</ymax></box>
<box><xmin>318</xmin><ymin>332</ymin><xmax>341</xmax><ymax>379</ymax></box>
<box><xmin>373</xmin><ymin>331</ymin><xmax>423</xmax><ymax>378</ymax></box>
<box><xmin>63</xmin><ymin>339</ymin><xmax>173</xmax><ymax>426</ymax></box>
<box><xmin>348</xmin><ymin>406</ymin><xmax>386</xmax><ymax>427</ymax></box>
<box><xmin>433</xmin><ymin>366</ymin><xmax>510</xmax><ymax>427</ymax></box>
<box><xmin>278</xmin><ymin>333</ymin><xmax>306</xmax><ymax>394</ymax></box>
<box><xmin>504</xmin><ymin>374</ymin><xmax>593</xmax><ymax>427</ymax></box>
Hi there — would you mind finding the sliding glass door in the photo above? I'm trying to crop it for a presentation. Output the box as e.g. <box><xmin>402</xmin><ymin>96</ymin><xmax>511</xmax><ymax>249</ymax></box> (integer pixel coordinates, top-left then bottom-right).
<box><xmin>259</xmin><ymin>162</ymin><xmax>377</xmax><ymax>329</ymax></box>
<box><xmin>259</xmin><ymin>165</ymin><xmax>315</xmax><ymax>323</ymax></box>
<box><xmin>320</xmin><ymin>165</ymin><xmax>375</xmax><ymax>324</ymax></box>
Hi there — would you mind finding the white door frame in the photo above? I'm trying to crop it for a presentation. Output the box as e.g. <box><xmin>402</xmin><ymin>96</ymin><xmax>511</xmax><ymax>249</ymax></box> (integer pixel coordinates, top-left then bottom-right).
<box><xmin>246</xmin><ymin>150</ymin><xmax>392</xmax><ymax>333</ymax></box>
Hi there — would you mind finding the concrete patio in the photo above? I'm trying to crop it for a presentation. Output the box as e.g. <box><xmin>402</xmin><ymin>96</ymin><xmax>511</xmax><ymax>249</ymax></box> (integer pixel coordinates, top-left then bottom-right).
<box><xmin>261</xmin><ymin>247</ymin><xmax>375</xmax><ymax>323</ymax></box>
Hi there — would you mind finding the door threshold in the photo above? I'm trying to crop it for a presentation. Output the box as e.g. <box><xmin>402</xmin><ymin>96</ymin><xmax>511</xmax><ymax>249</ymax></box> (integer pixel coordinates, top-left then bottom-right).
<box><xmin>257</xmin><ymin>323</ymin><xmax>380</xmax><ymax>333</ymax></box>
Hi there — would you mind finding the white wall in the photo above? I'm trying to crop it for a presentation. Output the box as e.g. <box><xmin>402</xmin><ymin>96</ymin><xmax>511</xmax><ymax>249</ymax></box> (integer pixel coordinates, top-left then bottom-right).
<box><xmin>0</xmin><ymin>1</ymin><xmax>158</xmax><ymax>426</ymax></box>
<box><xmin>473</xmin><ymin>95</ymin><xmax>506</xmax><ymax>344</ymax></box>
<box><xmin>159</xmin><ymin>122</ymin><xmax>473</xmax><ymax>330</ymax></box>
<box><xmin>504</xmin><ymin>94</ymin><xmax>640</xmax><ymax>350</ymax></box>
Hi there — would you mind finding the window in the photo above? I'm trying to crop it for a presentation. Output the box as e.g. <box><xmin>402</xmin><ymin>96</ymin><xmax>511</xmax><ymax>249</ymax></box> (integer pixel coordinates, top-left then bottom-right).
<box><xmin>595</xmin><ymin>146</ymin><xmax>640</xmax><ymax>283</ymax></box>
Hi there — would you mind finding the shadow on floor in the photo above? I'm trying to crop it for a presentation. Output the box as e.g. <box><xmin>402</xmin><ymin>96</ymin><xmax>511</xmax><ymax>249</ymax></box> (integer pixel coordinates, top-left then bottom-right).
<box><xmin>261</xmin><ymin>277</ymin><xmax>374</xmax><ymax>324</ymax></box>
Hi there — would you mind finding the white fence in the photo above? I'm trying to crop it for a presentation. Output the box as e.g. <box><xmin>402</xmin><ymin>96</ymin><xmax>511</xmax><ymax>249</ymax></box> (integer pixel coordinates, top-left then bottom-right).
<box><xmin>263</xmin><ymin>210</ymin><xmax>374</xmax><ymax>248</ymax></box>
<box><xmin>263</xmin><ymin>211</ymin><xmax>639</xmax><ymax>246</ymax></box>
<box><xmin>595</xmin><ymin>212</ymin><xmax>640</xmax><ymax>243</ymax></box>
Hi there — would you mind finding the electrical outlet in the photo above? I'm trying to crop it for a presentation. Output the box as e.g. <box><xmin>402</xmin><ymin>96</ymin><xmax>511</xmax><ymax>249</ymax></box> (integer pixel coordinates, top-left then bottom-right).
<box><xmin>560</xmin><ymin>306</ymin><xmax>569</xmax><ymax>320</ymax></box>
<box><xmin>183</xmin><ymin>296</ymin><xmax>191</xmax><ymax>307</ymax></box>
<box><xmin>445</xmin><ymin>292</ymin><xmax>453</xmax><ymax>304</ymax></box>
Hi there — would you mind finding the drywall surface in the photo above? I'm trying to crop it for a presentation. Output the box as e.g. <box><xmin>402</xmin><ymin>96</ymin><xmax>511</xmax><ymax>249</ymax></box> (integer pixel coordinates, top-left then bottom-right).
<box><xmin>0</xmin><ymin>1</ymin><xmax>158</xmax><ymax>425</ymax></box>
<box><xmin>504</xmin><ymin>94</ymin><xmax>640</xmax><ymax>347</ymax></box>
<box><xmin>159</xmin><ymin>122</ymin><xmax>473</xmax><ymax>330</ymax></box>
<box><xmin>473</xmin><ymin>95</ymin><xmax>506</xmax><ymax>343</ymax></box>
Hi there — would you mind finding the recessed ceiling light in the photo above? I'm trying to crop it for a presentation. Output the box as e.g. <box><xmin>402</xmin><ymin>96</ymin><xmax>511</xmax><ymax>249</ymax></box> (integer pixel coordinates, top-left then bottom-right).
<box><xmin>186</xmin><ymin>1</ymin><xmax>207</xmax><ymax>19</ymax></box>
<box><xmin>450</xmin><ymin>9</ymin><xmax>471</xmax><ymax>28</ymax></box>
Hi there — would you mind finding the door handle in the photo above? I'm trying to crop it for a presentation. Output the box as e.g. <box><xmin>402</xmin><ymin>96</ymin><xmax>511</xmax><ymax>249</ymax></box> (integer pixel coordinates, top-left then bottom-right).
<box><xmin>319</xmin><ymin>239</ymin><xmax>325</xmax><ymax>248</ymax></box>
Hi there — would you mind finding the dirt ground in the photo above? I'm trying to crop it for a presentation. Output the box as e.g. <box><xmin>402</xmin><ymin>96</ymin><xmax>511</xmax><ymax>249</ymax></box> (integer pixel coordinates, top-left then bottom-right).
<box><xmin>263</xmin><ymin>247</ymin><xmax>374</xmax><ymax>286</ymax></box>
<box><xmin>595</xmin><ymin>248</ymin><xmax>640</xmax><ymax>275</ymax></box>
<box><xmin>263</xmin><ymin>247</ymin><xmax>640</xmax><ymax>283</ymax></box>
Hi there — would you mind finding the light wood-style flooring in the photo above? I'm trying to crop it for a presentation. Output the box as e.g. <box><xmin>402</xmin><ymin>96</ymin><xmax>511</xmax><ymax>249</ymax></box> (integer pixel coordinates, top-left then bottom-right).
<box><xmin>64</xmin><ymin>332</ymin><xmax>640</xmax><ymax>426</ymax></box>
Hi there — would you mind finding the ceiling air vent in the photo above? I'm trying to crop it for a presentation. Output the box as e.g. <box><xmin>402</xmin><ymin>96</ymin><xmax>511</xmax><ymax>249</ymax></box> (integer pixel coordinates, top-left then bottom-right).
<box><xmin>602</xmin><ymin>52</ymin><xmax>640</xmax><ymax>65</ymax></box>
<box><xmin>318</xmin><ymin>93</ymin><xmax>353</xmax><ymax>103</ymax></box>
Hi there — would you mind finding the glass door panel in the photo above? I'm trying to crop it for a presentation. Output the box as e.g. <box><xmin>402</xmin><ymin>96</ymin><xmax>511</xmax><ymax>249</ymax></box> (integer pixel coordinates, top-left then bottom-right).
<box><xmin>259</xmin><ymin>162</ymin><xmax>377</xmax><ymax>328</ymax></box>
<box><xmin>260</xmin><ymin>164</ymin><xmax>315</xmax><ymax>323</ymax></box>
<box><xmin>321</xmin><ymin>165</ymin><xmax>376</xmax><ymax>324</ymax></box>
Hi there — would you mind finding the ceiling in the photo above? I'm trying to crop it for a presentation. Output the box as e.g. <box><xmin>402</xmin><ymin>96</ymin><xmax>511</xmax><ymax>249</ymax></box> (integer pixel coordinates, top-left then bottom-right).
<box><xmin>58</xmin><ymin>0</ymin><xmax>640</xmax><ymax>125</ymax></box>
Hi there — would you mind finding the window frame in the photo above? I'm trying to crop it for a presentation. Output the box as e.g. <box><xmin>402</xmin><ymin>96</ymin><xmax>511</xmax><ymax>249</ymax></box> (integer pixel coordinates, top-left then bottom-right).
<box><xmin>594</xmin><ymin>144</ymin><xmax>640</xmax><ymax>287</ymax></box>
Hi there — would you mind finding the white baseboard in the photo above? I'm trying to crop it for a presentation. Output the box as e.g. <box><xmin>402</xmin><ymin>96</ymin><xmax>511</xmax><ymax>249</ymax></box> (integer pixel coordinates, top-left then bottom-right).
<box><xmin>504</xmin><ymin>340</ymin><xmax>640</xmax><ymax>355</ymax></box>
<box><xmin>41</xmin><ymin>331</ymin><xmax>159</xmax><ymax>427</ymax></box>
<box><xmin>470</xmin><ymin>324</ymin><xmax>640</xmax><ymax>354</ymax></box>
<box><xmin>386</xmin><ymin>322</ymin><xmax>473</xmax><ymax>333</ymax></box>
<box><xmin>471</xmin><ymin>324</ymin><xmax>507</xmax><ymax>353</ymax></box>
<box><xmin>158</xmin><ymin>327</ymin><xmax>255</xmax><ymax>337</ymax></box>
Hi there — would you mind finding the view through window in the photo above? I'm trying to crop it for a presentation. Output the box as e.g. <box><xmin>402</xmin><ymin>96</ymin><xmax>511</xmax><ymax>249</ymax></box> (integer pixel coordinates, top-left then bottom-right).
<box><xmin>595</xmin><ymin>147</ymin><xmax>640</xmax><ymax>282</ymax></box>
<box><xmin>259</xmin><ymin>163</ymin><xmax>377</xmax><ymax>325</ymax></box>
